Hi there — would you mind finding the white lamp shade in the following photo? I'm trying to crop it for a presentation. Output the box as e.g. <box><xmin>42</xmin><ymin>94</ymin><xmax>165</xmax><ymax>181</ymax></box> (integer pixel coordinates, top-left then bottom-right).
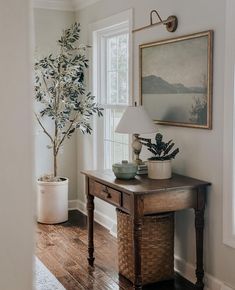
<box><xmin>115</xmin><ymin>106</ymin><xmax>157</xmax><ymax>134</ymax></box>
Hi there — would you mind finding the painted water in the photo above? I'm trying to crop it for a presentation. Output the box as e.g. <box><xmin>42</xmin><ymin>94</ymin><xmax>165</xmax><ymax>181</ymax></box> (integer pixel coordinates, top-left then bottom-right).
<box><xmin>143</xmin><ymin>93</ymin><xmax>207</xmax><ymax>125</ymax></box>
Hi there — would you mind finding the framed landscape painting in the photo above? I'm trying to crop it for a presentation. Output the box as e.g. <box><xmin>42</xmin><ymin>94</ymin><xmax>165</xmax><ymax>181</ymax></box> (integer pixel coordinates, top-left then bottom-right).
<box><xmin>140</xmin><ymin>30</ymin><xmax>213</xmax><ymax>129</ymax></box>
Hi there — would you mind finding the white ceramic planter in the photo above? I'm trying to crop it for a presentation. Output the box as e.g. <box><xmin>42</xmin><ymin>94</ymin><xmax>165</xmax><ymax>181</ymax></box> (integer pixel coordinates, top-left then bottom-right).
<box><xmin>37</xmin><ymin>178</ymin><xmax>68</xmax><ymax>224</ymax></box>
<box><xmin>148</xmin><ymin>160</ymin><xmax>172</xmax><ymax>180</ymax></box>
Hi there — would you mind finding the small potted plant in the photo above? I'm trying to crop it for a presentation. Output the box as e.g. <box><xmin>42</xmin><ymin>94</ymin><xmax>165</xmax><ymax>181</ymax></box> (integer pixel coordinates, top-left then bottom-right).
<box><xmin>34</xmin><ymin>23</ymin><xmax>103</xmax><ymax>224</ymax></box>
<box><xmin>139</xmin><ymin>133</ymin><xmax>179</xmax><ymax>179</ymax></box>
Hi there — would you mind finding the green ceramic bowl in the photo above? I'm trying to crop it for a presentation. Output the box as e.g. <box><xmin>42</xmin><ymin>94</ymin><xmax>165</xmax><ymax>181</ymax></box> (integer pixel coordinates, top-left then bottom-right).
<box><xmin>112</xmin><ymin>160</ymin><xmax>137</xmax><ymax>180</ymax></box>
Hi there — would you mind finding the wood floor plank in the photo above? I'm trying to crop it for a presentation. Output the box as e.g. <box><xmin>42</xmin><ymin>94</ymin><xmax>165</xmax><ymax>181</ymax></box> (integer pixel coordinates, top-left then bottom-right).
<box><xmin>57</xmin><ymin>275</ymin><xmax>85</xmax><ymax>290</ymax></box>
<box><xmin>35</xmin><ymin>210</ymin><xmax>195</xmax><ymax>290</ymax></box>
<box><xmin>37</xmin><ymin>251</ymin><xmax>68</xmax><ymax>277</ymax></box>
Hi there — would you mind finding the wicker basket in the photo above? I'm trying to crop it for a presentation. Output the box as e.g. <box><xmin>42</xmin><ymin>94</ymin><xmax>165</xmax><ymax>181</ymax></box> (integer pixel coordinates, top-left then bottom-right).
<box><xmin>117</xmin><ymin>209</ymin><xmax>174</xmax><ymax>285</ymax></box>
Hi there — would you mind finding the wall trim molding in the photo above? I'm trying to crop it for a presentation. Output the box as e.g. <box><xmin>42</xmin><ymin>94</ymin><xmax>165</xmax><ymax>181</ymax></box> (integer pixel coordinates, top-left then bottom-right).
<box><xmin>73</xmin><ymin>0</ymin><xmax>102</xmax><ymax>11</ymax></box>
<box><xmin>69</xmin><ymin>199</ymin><xmax>234</xmax><ymax>290</ymax></box>
<box><xmin>34</xmin><ymin>0</ymin><xmax>75</xmax><ymax>11</ymax></box>
<box><xmin>33</xmin><ymin>0</ymin><xmax>102</xmax><ymax>11</ymax></box>
<box><xmin>68</xmin><ymin>199</ymin><xmax>80</xmax><ymax>210</ymax></box>
<box><xmin>174</xmin><ymin>256</ymin><xmax>234</xmax><ymax>290</ymax></box>
<box><xmin>68</xmin><ymin>199</ymin><xmax>117</xmax><ymax>236</ymax></box>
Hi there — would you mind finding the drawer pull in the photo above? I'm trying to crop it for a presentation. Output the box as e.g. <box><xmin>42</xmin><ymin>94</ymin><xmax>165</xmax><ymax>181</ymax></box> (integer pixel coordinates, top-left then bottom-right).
<box><xmin>103</xmin><ymin>186</ymin><xmax>112</xmax><ymax>199</ymax></box>
<box><xmin>102</xmin><ymin>186</ymin><xmax>108</xmax><ymax>193</ymax></box>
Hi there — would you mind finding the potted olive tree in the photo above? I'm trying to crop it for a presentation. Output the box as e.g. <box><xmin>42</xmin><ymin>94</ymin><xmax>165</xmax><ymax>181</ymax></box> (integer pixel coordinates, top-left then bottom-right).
<box><xmin>140</xmin><ymin>133</ymin><xmax>179</xmax><ymax>179</ymax></box>
<box><xmin>35</xmin><ymin>23</ymin><xmax>103</xmax><ymax>224</ymax></box>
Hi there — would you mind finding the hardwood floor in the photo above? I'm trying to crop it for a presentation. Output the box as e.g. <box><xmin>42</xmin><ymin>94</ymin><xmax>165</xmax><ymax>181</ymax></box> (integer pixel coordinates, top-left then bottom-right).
<box><xmin>35</xmin><ymin>210</ymin><xmax>195</xmax><ymax>290</ymax></box>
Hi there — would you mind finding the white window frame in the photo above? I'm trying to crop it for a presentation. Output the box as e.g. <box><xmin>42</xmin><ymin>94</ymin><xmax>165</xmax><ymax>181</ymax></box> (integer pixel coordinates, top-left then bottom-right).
<box><xmin>223</xmin><ymin>0</ymin><xmax>235</xmax><ymax>248</ymax></box>
<box><xmin>89</xmin><ymin>9</ymin><xmax>133</xmax><ymax>170</ymax></box>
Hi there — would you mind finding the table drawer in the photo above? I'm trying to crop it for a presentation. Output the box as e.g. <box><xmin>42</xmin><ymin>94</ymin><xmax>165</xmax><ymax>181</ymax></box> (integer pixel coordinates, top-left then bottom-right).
<box><xmin>89</xmin><ymin>180</ymin><xmax>121</xmax><ymax>207</ymax></box>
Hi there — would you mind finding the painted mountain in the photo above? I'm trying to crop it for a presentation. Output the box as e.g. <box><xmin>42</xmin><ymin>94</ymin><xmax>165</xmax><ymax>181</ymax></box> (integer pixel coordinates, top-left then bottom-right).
<box><xmin>142</xmin><ymin>75</ymin><xmax>206</xmax><ymax>94</ymax></box>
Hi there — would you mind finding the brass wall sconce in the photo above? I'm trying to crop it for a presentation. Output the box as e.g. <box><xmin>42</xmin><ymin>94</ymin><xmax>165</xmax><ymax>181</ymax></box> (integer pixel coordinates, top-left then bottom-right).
<box><xmin>132</xmin><ymin>10</ymin><xmax>178</xmax><ymax>34</ymax></box>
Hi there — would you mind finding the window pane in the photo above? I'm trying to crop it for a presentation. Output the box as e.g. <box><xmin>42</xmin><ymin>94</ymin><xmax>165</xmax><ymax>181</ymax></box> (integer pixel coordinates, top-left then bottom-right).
<box><xmin>106</xmin><ymin>33</ymin><xmax>128</xmax><ymax>106</ymax></box>
<box><xmin>107</xmin><ymin>71</ymin><xmax>117</xmax><ymax>104</ymax></box>
<box><xmin>118</xmin><ymin>34</ymin><xmax>128</xmax><ymax>72</ymax></box>
<box><xmin>117</xmin><ymin>34</ymin><xmax>128</xmax><ymax>104</ymax></box>
<box><xmin>118</xmin><ymin>70</ymin><xmax>128</xmax><ymax>104</ymax></box>
<box><xmin>107</xmin><ymin>37</ymin><xmax>117</xmax><ymax>71</ymax></box>
<box><xmin>104</xmin><ymin>108</ymin><xmax>129</xmax><ymax>169</ymax></box>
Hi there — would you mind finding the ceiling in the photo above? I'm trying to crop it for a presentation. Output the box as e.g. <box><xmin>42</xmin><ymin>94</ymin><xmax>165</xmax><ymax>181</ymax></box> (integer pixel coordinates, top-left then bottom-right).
<box><xmin>34</xmin><ymin>0</ymin><xmax>102</xmax><ymax>11</ymax></box>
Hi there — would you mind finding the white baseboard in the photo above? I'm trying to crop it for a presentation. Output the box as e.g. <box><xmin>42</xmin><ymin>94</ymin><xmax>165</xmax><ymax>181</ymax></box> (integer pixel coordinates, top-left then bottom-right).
<box><xmin>69</xmin><ymin>199</ymin><xmax>234</xmax><ymax>290</ymax></box>
<box><xmin>174</xmin><ymin>255</ymin><xmax>196</xmax><ymax>285</ymax></box>
<box><xmin>68</xmin><ymin>199</ymin><xmax>117</xmax><ymax>237</ymax></box>
<box><xmin>174</xmin><ymin>256</ymin><xmax>234</xmax><ymax>290</ymax></box>
<box><xmin>68</xmin><ymin>200</ymin><xmax>80</xmax><ymax>210</ymax></box>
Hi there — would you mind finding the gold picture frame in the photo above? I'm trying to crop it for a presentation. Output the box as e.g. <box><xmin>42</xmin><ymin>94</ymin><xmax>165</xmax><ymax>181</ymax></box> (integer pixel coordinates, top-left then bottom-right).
<box><xmin>140</xmin><ymin>30</ymin><xmax>213</xmax><ymax>129</ymax></box>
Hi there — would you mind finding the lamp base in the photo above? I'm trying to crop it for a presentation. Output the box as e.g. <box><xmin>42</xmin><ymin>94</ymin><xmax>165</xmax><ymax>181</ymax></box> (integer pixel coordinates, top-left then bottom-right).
<box><xmin>132</xmin><ymin>134</ymin><xmax>144</xmax><ymax>165</ymax></box>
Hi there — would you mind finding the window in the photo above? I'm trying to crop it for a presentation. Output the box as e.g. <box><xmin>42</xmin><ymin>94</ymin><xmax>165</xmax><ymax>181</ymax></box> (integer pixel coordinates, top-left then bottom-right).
<box><xmin>103</xmin><ymin>33</ymin><xmax>130</xmax><ymax>168</ymax></box>
<box><xmin>91</xmin><ymin>10</ymin><xmax>132</xmax><ymax>169</ymax></box>
<box><xmin>223</xmin><ymin>0</ymin><xmax>235</xmax><ymax>248</ymax></box>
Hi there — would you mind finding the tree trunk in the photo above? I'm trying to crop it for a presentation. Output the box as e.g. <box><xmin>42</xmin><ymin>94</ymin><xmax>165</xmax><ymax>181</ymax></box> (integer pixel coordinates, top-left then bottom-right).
<box><xmin>53</xmin><ymin>146</ymin><xmax>57</xmax><ymax>177</ymax></box>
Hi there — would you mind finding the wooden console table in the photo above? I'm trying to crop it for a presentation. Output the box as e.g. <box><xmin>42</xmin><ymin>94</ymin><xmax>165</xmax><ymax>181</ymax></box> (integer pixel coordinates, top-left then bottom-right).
<box><xmin>82</xmin><ymin>170</ymin><xmax>210</xmax><ymax>290</ymax></box>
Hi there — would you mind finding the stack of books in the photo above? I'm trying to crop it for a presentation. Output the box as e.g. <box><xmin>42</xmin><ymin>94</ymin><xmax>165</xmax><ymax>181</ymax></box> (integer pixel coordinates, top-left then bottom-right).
<box><xmin>137</xmin><ymin>163</ymin><xmax>148</xmax><ymax>175</ymax></box>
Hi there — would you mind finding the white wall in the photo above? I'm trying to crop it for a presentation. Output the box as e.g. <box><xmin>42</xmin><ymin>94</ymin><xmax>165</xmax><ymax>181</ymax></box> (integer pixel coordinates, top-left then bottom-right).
<box><xmin>76</xmin><ymin>0</ymin><xmax>235</xmax><ymax>288</ymax></box>
<box><xmin>0</xmin><ymin>0</ymin><xmax>34</xmax><ymax>289</ymax></box>
<box><xmin>34</xmin><ymin>8</ymin><xmax>78</xmax><ymax>200</ymax></box>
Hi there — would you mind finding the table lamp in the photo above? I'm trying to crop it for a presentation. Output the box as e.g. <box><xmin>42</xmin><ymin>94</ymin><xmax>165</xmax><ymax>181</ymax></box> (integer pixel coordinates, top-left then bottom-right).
<box><xmin>115</xmin><ymin>105</ymin><xmax>157</xmax><ymax>164</ymax></box>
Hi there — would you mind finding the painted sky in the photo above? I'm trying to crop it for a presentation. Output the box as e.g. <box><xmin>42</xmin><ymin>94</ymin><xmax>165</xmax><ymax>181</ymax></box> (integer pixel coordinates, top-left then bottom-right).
<box><xmin>142</xmin><ymin>36</ymin><xmax>208</xmax><ymax>88</ymax></box>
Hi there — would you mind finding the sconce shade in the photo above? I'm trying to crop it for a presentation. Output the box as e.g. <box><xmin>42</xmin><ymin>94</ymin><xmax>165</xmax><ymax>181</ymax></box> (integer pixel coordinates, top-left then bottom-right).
<box><xmin>115</xmin><ymin>106</ymin><xmax>157</xmax><ymax>134</ymax></box>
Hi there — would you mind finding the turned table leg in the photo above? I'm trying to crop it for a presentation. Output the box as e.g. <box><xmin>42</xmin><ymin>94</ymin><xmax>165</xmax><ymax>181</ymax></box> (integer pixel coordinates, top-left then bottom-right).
<box><xmin>194</xmin><ymin>187</ymin><xmax>206</xmax><ymax>290</ymax></box>
<box><xmin>87</xmin><ymin>188</ymin><xmax>95</xmax><ymax>266</ymax></box>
